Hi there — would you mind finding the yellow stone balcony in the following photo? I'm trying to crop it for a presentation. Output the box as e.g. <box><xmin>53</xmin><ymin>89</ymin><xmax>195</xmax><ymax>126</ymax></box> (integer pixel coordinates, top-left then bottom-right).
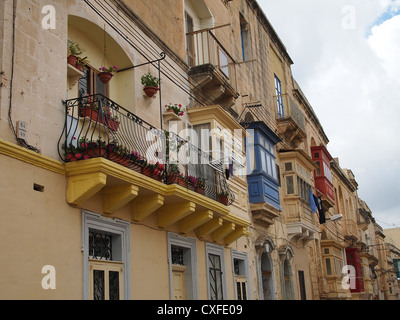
<box><xmin>65</xmin><ymin>157</ymin><xmax>249</xmax><ymax>245</ymax></box>
<box><xmin>59</xmin><ymin>95</ymin><xmax>249</xmax><ymax>245</ymax></box>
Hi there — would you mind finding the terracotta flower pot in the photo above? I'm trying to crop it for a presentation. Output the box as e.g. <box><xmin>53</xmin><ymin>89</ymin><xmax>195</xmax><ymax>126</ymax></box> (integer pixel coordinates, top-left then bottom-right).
<box><xmin>79</xmin><ymin>106</ymin><xmax>99</xmax><ymax>122</ymax></box>
<box><xmin>104</xmin><ymin>117</ymin><xmax>119</xmax><ymax>132</ymax></box>
<box><xmin>195</xmin><ymin>187</ymin><xmax>205</xmax><ymax>195</ymax></box>
<box><xmin>107</xmin><ymin>152</ymin><xmax>130</xmax><ymax>167</ymax></box>
<box><xmin>84</xmin><ymin>146</ymin><xmax>107</xmax><ymax>159</ymax></box>
<box><xmin>143</xmin><ymin>86</ymin><xmax>159</xmax><ymax>98</ymax></box>
<box><xmin>98</xmin><ymin>72</ymin><xmax>113</xmax><ymax>84</ymax></box>
<box><xmin>218</xmin><ymin>195</ymin><xmax>228</xmax><ymax>206</ymax></box>
<box><xmin>67</xmin><ymin>55</ymin><xmax>77</xmax><ymax>67</ymax></box>
<box><xmin>141</xmin><ymin>167</ymin><xmax>162</xmax><ymax>181</ymax></box>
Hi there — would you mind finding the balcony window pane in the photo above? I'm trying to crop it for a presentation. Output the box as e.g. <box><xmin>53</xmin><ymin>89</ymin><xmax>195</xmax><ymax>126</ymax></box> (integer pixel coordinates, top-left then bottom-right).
<box><xmin>285</xmin><ymin>162</ymin><xmax>293</xmax><ymax>172</ymax></box>
<box><xmin>286</xmin><ymin>176</ymin><xmax>294</xmax><ymax>195</ymax></box>
<box><xmin>260</xmin><ymin>151</ymin><xmax>267</xmax><ymax>172</ymax></box>
<box><xmin>274</xmin><ymin>75</ymin><xmax>284</xmax><ymax>117</ymax></box>
<box><xmin>325</xmin><ymin>258</ymin><xmax>332</xmax><ymax>275</ymax></box>
<box><xmin>266</xmin><ymin>154</ymin><xmax>272</xmax><ymax>176</ymax></box>
<box><xmin>219</xmin><ymin>48</ymin><xmax>229</xmax><ymax>78</ymax></box>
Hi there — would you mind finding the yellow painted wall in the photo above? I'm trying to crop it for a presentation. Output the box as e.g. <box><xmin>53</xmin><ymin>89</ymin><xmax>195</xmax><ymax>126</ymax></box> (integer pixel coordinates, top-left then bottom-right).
<box><xmin>0</xmin><ymin>155</ymin><xmax>82</xmax><ymax>299</ymax></box>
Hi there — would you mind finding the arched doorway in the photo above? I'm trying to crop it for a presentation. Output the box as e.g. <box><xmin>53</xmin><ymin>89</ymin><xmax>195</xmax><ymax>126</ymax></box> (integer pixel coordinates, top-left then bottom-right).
<box><xmin>67</xmin><ymin>15</ymin><xmax>134</xmax><ymax>110</ymax></box>
<box><xmin>261</xmin><ymin>251</ymin><xmax>275</xmax><ymax>300</ymax></box>
<box><xmin>256</xmin><ymin>238</ymin><xmax>276</xmax><ymax>300</ymax></box>
<box><xmin>280</xmin><ymin>246</ymin><xmax>295</xmax><ymax>300</ymax></box>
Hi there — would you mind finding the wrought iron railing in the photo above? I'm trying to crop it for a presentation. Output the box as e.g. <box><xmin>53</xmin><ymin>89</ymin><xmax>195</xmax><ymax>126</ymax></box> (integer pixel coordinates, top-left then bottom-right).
<box><xmin>58</xmin><ymin>94</ymin><xmax>235</xmax><ymax>205</ymax></box>
<box><xmin>276</xmin><ymin>95</ymin><xmax>306</xmax><ymax>134</ymax></box>
<box><xmin>186</xmin><ymin>28</ymin><xmax>237</xmax><ymax>91</ymax></box>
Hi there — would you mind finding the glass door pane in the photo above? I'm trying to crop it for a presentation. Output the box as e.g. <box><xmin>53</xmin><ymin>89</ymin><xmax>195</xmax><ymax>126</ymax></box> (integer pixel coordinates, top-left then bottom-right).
<box><xmin>93</xmin><ymin>270</ymin><xmax>105</xmax><ymax>300</ymax></box>
<box><xmin>109</xmin><ymin>271</ymin><xmax>120</xmax><ymax>300</ymax></box>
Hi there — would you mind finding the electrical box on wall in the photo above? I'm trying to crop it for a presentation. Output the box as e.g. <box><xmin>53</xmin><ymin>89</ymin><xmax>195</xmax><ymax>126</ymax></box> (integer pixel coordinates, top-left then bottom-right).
<box><xmin>17</xmin><ymin>121</ymin><xmax>27</xmax><ymax>141</ymax></box>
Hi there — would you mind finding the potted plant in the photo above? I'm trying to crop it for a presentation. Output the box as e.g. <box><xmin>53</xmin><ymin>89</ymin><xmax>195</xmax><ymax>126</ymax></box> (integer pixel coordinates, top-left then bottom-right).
<box><xmin>63</xmin><ymin>137</ymin><xmax>107</xmax><ymax>162</ymax></box>
<box><xmin>84</xmin><ymin>139</ymin><xmax>107</xmax><ymax>158</ymax></box>
<box><xmin>217</xmin><ymin>191</ymin><xmax>229</xmax><ymax>205</ymax></box>
<box><xmin>176</xmin><ymin>172</ymin><xmax>187</xmax><ymax>187</ymax></box>
<box><xmin>187</xmin><ymin>175</ymin><xmax>197</xmax><ymax>191</ymax></box>
<box><xmin>79</xmin><ymin>94</ymin><xmax>100</xmax><ymax>122</ymax></box>
<box><xmin>141</xmin><ymin>72</ymin><xmax>160</xmax><ymax>97</ymax></box>
<box><xmin>98</xmin><ymin>65</ymin><xmax>119</xmax><ymax>84</ymax></box>
<box><xmin>141</xmin><ymin>160</ymin><xmax>164</xmax><ymax>181</ymax></box>
<box><xmin>75</xmin><ymin>56</ymin><xmax>90</xmax><ymax>71</ymax></box>
<box><xmin>166</xmin><ymin>163</ymin><xmax>179</xmax><ymax>183</ymax></box>
<box><xmin>67</xmin><ymin>41</ymin><xmax>84</xmax><ymax>68</ymax></box>
<box><xmin>195</xmin><ymin>177</ymin><xmax>206</xmax><ymax>195</ymax></box>
<box><xmin>102</xmin><ymin>106</ymin><xmax>120</xmax><ymax>132</ymax></box>
<box><xmin>165</xmin><ymin>103</ymin><xmax>185</xmax><ymax>117</ymax></box>
<box><xmin>126</xmin><ymin>151</ymin><xmax>144</xmax><ymax>172</ymax></box>
<box><xmin>107</xmin><ymin>143</ymin><xmax>130</xmax><ymax>167</ymax></box>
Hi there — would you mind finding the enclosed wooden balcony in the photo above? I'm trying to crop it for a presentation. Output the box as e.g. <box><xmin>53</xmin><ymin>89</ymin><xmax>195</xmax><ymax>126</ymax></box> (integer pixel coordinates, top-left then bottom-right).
<box><xmin>311</xmin><ymin>146</ymin><xmax>335</xmax><ymax>209</ymax></box>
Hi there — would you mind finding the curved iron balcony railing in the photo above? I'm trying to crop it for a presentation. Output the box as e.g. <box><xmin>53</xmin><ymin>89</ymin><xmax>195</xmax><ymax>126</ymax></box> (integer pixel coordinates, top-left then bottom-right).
<box><xmin>57</xmin><ymin>94</ymin><xmax>235</xmax><ymax>206</ymax></box>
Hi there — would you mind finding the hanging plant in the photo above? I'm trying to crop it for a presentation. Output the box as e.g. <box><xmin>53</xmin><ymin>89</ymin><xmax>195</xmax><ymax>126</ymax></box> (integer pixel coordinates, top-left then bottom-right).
<box><xmin>98</xmin><ymin>26</ymin><xmax>119</xmax><ymax>85</ymax></box>
<box><xmin>141</xmin><ymin>72</ymin><xmax>160</xmax><ymax>98</ymax></box>
<box><xmin>98</xmin><ymin>65</ymin><xmax>119</xmax><ymax>84</ymax></box>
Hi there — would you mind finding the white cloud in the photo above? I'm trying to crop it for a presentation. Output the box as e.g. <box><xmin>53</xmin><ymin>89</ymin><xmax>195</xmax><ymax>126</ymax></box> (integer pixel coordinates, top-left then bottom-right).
<box><xmin>259</xmin><ymin>0</ymin><xmax>400</xmax><ymax>227</ymax></box>
<box><xmin>368</xmin><ymin>15</ymin><xmax>400</xmax><ymax>81</ymax></box>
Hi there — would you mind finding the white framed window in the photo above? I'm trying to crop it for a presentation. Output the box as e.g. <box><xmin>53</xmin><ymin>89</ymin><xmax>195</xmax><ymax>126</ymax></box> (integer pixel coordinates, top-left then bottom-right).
<box><xmin>82</xmin><ymin>211</ymin><xmax>131</xmax><ymax>300</ymax></box>
<box><xmin>167</xmin><ymin>233</ymin><xmax>198</xmax><ymax>300</ymax></box>
<box><xmin>232</xmin><ymin>250</ymin><xmax>251</xmax><ymax>300</ymax></box>
<box><xmin>219</xmin><ymin>48</ymin><xmax>229</xmax><ymax>78</ymax></box>
<box><xmin>206</xmin><ymin>243</ymin><xmax>227</xmax><ymax>300</ymax></box>
<box><xmin>274</xmin><ymin>74</ymin><xmax>284</xmax><ymax>117</ymax></box>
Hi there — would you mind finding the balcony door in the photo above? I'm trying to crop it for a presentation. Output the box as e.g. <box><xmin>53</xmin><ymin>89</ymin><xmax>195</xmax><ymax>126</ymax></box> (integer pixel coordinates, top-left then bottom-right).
<box><xmin>184</xmin><ymin>0</ymin><xmax>214</xmax><ymax>67</ymax></box>
<box><xmin>185</xmin><ymin>12</ymin><xmax>195</xmax><ymax>67</ymax></box>
<box><xmin>79</xmin><ymin>65</ymin><xmax>108</xmax><ymax>98</ymax></box>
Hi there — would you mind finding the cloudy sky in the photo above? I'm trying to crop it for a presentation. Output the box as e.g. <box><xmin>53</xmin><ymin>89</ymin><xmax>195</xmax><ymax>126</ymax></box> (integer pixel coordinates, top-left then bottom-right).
<box><xmin>258</xmin><ymin>0</ymin><xmax>400</xmax><ymax>229</ymax></box>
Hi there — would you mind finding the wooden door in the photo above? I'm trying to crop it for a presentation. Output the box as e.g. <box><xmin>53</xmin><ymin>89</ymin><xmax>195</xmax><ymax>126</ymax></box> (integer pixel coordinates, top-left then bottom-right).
<box><xmin>172</xmin><ymin>265</ymin><xmax>187</xmax><ymax>300</ymax></box>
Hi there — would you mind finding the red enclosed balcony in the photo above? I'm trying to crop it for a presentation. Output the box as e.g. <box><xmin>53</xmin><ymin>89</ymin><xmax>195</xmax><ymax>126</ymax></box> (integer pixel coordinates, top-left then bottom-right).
<box><xmin>311</xmin><ymin>146</ymin><xmax>335</xmax><ymax>208</ymax></box>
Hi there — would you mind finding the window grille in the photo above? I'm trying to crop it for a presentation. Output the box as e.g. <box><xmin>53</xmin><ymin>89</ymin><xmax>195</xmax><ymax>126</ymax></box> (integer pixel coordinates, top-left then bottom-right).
<box><xmin>209</xmin><ymin>254</ymin><xmax>223</xmax><ymax>300</ymax></box>
<box><xmin>171</xmin><ymin>247</ymin><xmax>184</xmax><ymax>265</ymax></box>
<box><xmin>89</xmin><ymin>231</ymin><xmax>112</xmax><ymax>260</ymax></box>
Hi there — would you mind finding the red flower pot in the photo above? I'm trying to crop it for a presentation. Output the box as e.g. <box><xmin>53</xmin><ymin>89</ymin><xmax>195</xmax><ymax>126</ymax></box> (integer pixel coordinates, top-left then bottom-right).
<box><xmin>195</xmin><ymin>187</ymin><xmax>205</xmax><ymax>195</ymax></box>
<box><xmin>79</xmin><ymin>106</ymin><xmax>100</xmax><ymax>122</ymax></box>
<box><xmin>84</xmin><ymin>146</ymin><xmax>107</xmax><ymax>159</ymax></box>
<box><xmin>143</xmin><ymin>86</ymin><xmax>159</xmax><ymax>98</ymax></box>
<box><xmin>127</xmin><ymin>162</ymin><xmax>142</xmax><ymax>173</ymax></box>
<box><xmin>67</xmin><ymin>55</ymin><xmax>77</xmax><ymax>67</ymax></box>
<box><xmin>218</xmin><ymin>195</ymin><xmax>228</xmax><ymax>205</ymax></box>
<box><xmin>141</xmin><ymin>167</ymin><xmax>162</xmax><ymax>181</ymax></box>
<box><xmin>98</xmin><ymin>72</ymin><xmax>113</xmax><ymax>84</ymax></box>
<box><xmin>104</xmin><ymin>117</ymin><xmax>119</xmax><ymax>131</ymax></box>
<box><xmin>177</xmin><ymin>178</ymin><xmax>187</xmax><ymax>188</ymax></box>
<box><xmin>107</xmin><ymin>152</ymin><xmax>130</xmax><ymax>167</ymax></box>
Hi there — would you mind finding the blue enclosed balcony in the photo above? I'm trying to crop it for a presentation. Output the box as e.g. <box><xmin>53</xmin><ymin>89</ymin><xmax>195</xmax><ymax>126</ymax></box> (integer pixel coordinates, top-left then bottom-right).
<box><xmin>245</xmin><ymin>121</ymin><xmax>282</xmax><ymax>227</ymax></box>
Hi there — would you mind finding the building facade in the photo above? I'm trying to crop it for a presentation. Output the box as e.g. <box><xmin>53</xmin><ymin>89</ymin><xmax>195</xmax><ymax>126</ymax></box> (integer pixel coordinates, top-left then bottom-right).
<box><xmin>0</xmin><ymin>0</ymin><xmax>398</xmax><ymax>300</ymax></box>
